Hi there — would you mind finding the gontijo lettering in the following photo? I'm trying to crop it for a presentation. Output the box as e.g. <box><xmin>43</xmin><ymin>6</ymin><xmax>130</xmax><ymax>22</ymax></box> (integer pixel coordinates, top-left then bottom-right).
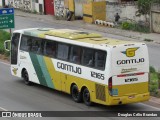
<box><xmin>57</xmin><ymin>62</ymin><xmax>82</xmax><ymax>74</ymax></box>
<box><xmin>117</xmin><ymin>58</ymin><xmax>145</xmax><ymax>65</ymax></box>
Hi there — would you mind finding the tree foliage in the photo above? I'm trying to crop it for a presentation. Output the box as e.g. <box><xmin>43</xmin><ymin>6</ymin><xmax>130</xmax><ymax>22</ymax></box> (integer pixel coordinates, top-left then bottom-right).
<box><xmin>152</xmin><ymin>0</ymin><xmax>160</xmax><ymax>4</ymax></box>
<box><xmin>137</xmin><ymin>0</ymin><xmax>160</xmax><ymax>16</ymax></box>
<box><xmin>137</xmin><ymin>0</ymin><xmax>152</xmax><ymax>15</ymax></box>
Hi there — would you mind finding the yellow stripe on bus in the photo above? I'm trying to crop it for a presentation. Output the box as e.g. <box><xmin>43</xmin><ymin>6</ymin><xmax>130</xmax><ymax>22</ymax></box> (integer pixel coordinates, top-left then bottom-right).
<box><xmin>43</xmin><ymin>57</ymin><xmax>61</xmax><ymax>91</ymax></box>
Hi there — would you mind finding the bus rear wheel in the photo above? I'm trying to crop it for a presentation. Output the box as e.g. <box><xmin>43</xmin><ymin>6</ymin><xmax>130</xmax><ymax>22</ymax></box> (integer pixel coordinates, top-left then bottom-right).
<box><xmin>71</xmin><ymin>85</ymin><xmax>82</xmax><ymax>103</ymax></box>
<box><xmin>22</xmin><ymin>70</ymin><xmax>32</xmax><ymax>85</ymax></box>
<box><xmin>83</xmin><ymin>88</ymin><xmax>93</xmax><ymax>106</ymax></box>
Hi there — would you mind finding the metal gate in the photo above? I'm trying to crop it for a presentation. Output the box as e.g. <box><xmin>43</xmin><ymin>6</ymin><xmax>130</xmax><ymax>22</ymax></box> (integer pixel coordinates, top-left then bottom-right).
<box><xmin>44</xmin><ymin>0</ymin><xmax>54</xmax><ymax>15</ymax></box>
<box><xmin>151</xmin><ymin>12</ymin><xmax>160</xmax><ymax>33</ymax></box>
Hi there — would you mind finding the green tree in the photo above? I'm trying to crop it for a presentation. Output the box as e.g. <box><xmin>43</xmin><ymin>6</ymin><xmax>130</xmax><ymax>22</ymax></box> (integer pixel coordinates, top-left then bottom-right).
<box><xmin>137</xmin><ymin>0</ymin><xmax>153</xmax><ymax>24</ymax></box>
<box><xmin>137</xmin><ymin>0</ymin><xmax>152</xmax><ymax>15</ymax></box>
<box><xmin>152</xmin><ymin>0</ymin><xmax>160</xmax><ymax>4</ymax></box>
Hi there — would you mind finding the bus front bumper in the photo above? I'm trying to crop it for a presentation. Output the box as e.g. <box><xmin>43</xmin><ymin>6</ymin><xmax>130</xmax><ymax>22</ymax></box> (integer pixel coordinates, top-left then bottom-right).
<box><xmin>108</xmin><ymin>92</ymin><xmax>150</xmax><ymax>105</ymax></box>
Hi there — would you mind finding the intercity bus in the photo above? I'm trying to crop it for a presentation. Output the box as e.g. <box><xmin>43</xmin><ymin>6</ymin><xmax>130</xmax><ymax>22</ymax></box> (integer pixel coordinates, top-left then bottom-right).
<box><xmin>5</xmin><ymin>28</ymin><xmax>150</xmax><ymax>106</ymax></box>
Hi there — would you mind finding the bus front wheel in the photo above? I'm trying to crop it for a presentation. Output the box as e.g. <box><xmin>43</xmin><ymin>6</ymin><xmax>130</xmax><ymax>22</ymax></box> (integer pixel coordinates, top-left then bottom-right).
<box><xmin>22</xmin><ymin>70</ymin><xmax>32</xmax><ymax>85</ymax></box>
<box><xmin>71</xmin><ymin>85</ymin><xmax>82</xmax><ymax>103</ymax></box>
<box><xmin>83</xmin><ymin>88</ymin><xmax>93</xmax><ymax>106</ymax></box>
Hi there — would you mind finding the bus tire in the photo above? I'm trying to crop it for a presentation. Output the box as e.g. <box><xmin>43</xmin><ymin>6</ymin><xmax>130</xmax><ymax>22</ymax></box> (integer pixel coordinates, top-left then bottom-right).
<box><xmin>22</xmin><ymin>70</ymin><xmax>32</xmax><ymax>86</ymax></box>
<box><xmin>71</xmin><ymin>85</ymin><xmax>82</xmax><ymax>103</ymax></box>
<box><xmin>83</xmin><ymin>88</ymin><xmax>93</xmax><ymax>106</ymax></box>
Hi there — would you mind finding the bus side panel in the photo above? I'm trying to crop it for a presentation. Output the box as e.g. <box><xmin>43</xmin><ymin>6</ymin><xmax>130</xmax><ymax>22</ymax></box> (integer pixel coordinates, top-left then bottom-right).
<box><xmin>65</xmin><ymin>75</ymin><xmax>110</xmax><ymax>105</ymax></box>
<box><xmin>43</xmin><ymin>57</ymin><xmax>61</xmax><ymax>91</ymax></box>
<box><xmin>18</xmin><ymin>51</ymin><xmax>40</xmax><ymax>84</ymax></box>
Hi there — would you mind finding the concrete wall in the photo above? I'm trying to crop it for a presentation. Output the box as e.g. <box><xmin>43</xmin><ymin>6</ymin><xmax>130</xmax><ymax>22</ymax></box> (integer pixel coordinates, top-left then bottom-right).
<box><xmin>106</xmin><ymin>1</ymin><xmax>147</xmax><ymax>22</ymax></box>
<box><xmin>0</xmin><ymin>0</ymin><xmax>9</xmax><ymax>7</ymax></box>
<box><xmin>54</xmin><ymin>0</ymin><xmax>65</xmax><ymax>17</ymax></box>
<box><xmin>150</xmin><ymin>4</ymin><xmax>160</xmax><ymax>33</ymax></box>
<box><xmin>4</xmin><ymin>0</ymin><xmax>44</xmax><ymax>14</ymax></box>
<box><xmin>0</xmin><ymin>1</ymin><xmax>2</xmax><ymax>6</ymax></box>
<box><xmin>35</xmin><ymin>0</ymin><xmax>44</xmax><ymax>14</ymax></box>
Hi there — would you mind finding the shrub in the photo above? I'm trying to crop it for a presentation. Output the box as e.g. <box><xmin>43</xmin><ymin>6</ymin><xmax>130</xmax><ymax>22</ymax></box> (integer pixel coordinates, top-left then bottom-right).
<box><xmin>121</xmin><ymin>22</ymin><xmax>150</xmax><ymax>33</ymax></box>
<box><xmin>150</xmin><ymin>66</ymin><xmax>156</xmax><ymax>73</ymax></box>
<box><xmin>121</xmin><ymin>22</ymin><xmax>133</xmax><ymax>30</ymax></box>
<box><xmin>0</xmin><ymin>30</ymin><xmax>11</xmax><ymax>56</ymax></box>
<box><xmin>149</xmin><ymin>68</ymin><xmax>159</xmax><ymax>94</ymax></box>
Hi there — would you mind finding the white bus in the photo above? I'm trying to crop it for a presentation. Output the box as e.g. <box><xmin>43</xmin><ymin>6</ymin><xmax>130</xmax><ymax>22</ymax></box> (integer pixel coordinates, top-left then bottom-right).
<box><xmin>5</xmin><ymin>28</ymin><xmax>150</xmax><ymax>106</ymax></box>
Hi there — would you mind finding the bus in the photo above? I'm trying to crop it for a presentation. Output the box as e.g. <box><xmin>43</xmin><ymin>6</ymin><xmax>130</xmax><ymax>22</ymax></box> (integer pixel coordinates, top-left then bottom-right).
<box><xmin>4</xmin><ymin>28</ymin><xmax>150</xmax><ymax>106</ymax></box>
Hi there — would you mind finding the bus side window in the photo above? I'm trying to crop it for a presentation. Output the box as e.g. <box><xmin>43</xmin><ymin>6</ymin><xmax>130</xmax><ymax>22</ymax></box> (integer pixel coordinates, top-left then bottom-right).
<box><xmin>82</xmin><ymin>48</ymin><xmax>94</xmax><ymax>67</ymax></box>
<box><xmin>57</xmin><ymin>43</ymin><xmax>69</xmax><ymax>60</ymax></box>
<box><xmin>95</xmin><ymin>51</ymin><xmax>106</xmax><ymax>70</ymax></box>
<box><xmin>69</xmin><ymin>46</ymin><xmax>81</xmax><ymax>64</ymax></box>
<box><xmin>31</xmin><ymin>38</ymin><xmax>42</xmax><ymax>54</ymax></box>
<box><xmin>44</xmin><ymin>40</ymin><xmax>57</xmax><ymax>58</ymax></box>
<box><xmin>20</xmin><ymin>35</ymin><xmax>32</xmax><ymax>52</ymax></box>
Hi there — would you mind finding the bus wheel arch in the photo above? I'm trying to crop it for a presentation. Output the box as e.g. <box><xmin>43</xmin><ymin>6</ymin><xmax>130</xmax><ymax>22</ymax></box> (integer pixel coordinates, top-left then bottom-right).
<box><xmin>70</xmin><ymin>83</ymin><xmax>82</xmax><ymax>103</ymax></box>
<box><xmin>21</xmin><ymin>68</ymin><xmax>32</xmax><ymax>85</ymax></box>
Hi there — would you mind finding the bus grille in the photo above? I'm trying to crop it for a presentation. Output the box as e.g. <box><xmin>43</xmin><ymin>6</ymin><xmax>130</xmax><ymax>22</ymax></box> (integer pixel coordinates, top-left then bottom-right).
<box><xmin>95</xmin><ymin>84</ymin><xmax>106</xmax><ymax>101</ymax></box>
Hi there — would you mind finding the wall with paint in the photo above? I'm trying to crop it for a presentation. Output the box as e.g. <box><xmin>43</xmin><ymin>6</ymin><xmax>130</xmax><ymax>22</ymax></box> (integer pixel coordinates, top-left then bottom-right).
<box><xmin>35</xmin><ymin>0</ymin><xmax>44</xmax><ymax>14</ymax></box>
<box><xmin>54</xmin><ymin>0</ymin><xmax>65</xmax><ymax>17</ymax></box>
<box><xmin>6</xmin><ymin>0</ymin><xmax>44</xmax><ymax>14</ymax></box>
<box><xmin>106</xmin><ymin>1</ymin><xmax>146</xmax><ymax>22</ymax></box>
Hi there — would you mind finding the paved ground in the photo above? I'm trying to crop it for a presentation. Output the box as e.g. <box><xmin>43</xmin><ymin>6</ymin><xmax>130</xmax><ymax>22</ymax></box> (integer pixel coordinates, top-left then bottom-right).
<box><xmin>15</xmin><ymin>9</ymin><xmax>160</xmax><ymax>44</ymax></box>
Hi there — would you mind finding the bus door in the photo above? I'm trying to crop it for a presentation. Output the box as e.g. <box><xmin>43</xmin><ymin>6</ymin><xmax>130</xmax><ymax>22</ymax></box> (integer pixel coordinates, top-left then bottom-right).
<box><xmin>11</xmin><ymin>33</ymin><xmax>21</xmax><ymax>76</ymax></box>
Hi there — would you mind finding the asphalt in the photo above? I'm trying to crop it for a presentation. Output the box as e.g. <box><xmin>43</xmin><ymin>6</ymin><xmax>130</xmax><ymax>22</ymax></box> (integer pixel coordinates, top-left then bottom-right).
<box><xmin>14</xmin><ymin>9</ymin><xmax>160</xmax><ymax>44</ymax></box>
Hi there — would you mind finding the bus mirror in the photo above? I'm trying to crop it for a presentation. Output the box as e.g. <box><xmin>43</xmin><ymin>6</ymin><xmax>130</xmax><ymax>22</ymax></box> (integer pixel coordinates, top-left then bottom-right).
<box><xmin>4</xmin><ymin>40</ymin><xmax>11</xmax><ymax>51</ymax></box>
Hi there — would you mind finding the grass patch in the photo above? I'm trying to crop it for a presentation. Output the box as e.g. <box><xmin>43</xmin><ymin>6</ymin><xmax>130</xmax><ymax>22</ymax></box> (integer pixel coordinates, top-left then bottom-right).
<box><xmin>121</xmin><ymin>22</ymin><xmax>150</xmax><ymax>33</ymax></box>
<box><xmin>149</xmin><ymin>66</ymin><xmax>159</xmax><ymax>97</ymax></box>
<box><xmin>0</xmin><ymin>30</ymin><xmax>11</xmax><ymax>56</ymax></box>
<box><xmin>144</xmin><ymin>39</ymin><xmax>154</xmax><ymax>42</ymax></box>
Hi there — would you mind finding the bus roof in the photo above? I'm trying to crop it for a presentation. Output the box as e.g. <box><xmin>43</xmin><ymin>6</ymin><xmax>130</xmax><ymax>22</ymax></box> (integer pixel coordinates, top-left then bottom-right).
<box><xmin>21</xmin><ymin>28</ymin><xmax>136</xmax><ymax>46</ymax></box>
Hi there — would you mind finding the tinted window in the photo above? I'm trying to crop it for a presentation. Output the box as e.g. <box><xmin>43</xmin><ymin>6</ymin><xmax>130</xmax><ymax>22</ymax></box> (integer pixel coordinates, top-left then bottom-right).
<box><xmin>95</xmin><ymin>51</ymin><xmax>106</xmax><ymax>70</ymax></box>
<box><xmin>82</xmin><ymin>48</ymin><xmax>94</xmax><ymax>67</ymax></box>
<box><xmin>20</xmin><ymin>35</ymin><xmax>32</xmax><ymax>51</ymax></box>
<box><xmin>11</xmin><ymin>33</ymin><xmax>20</xmax><ymax>64</ymax></box>
<box><xmin>57</xmin><ymin>43</ymin><xmax>69</xmax><ymax>60</ymax></box>
<box><xmin>44</xmin><ymin>40</ymin><xmax>57</xmax><ymax>57</ymax></box>
<box><xmin>31</xmin><ymin>38</ymin><xmax>42</xmax><ymax>54</ymax></box>
<box><xmin>81</xmin><ymin>47</ymin><xmax>106</xmax><ymax>70</ymax></box>
<box><xmin>69</xmin><ymin>46</ymin><xmax>81</xmax><ymax>64</ymax></box>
